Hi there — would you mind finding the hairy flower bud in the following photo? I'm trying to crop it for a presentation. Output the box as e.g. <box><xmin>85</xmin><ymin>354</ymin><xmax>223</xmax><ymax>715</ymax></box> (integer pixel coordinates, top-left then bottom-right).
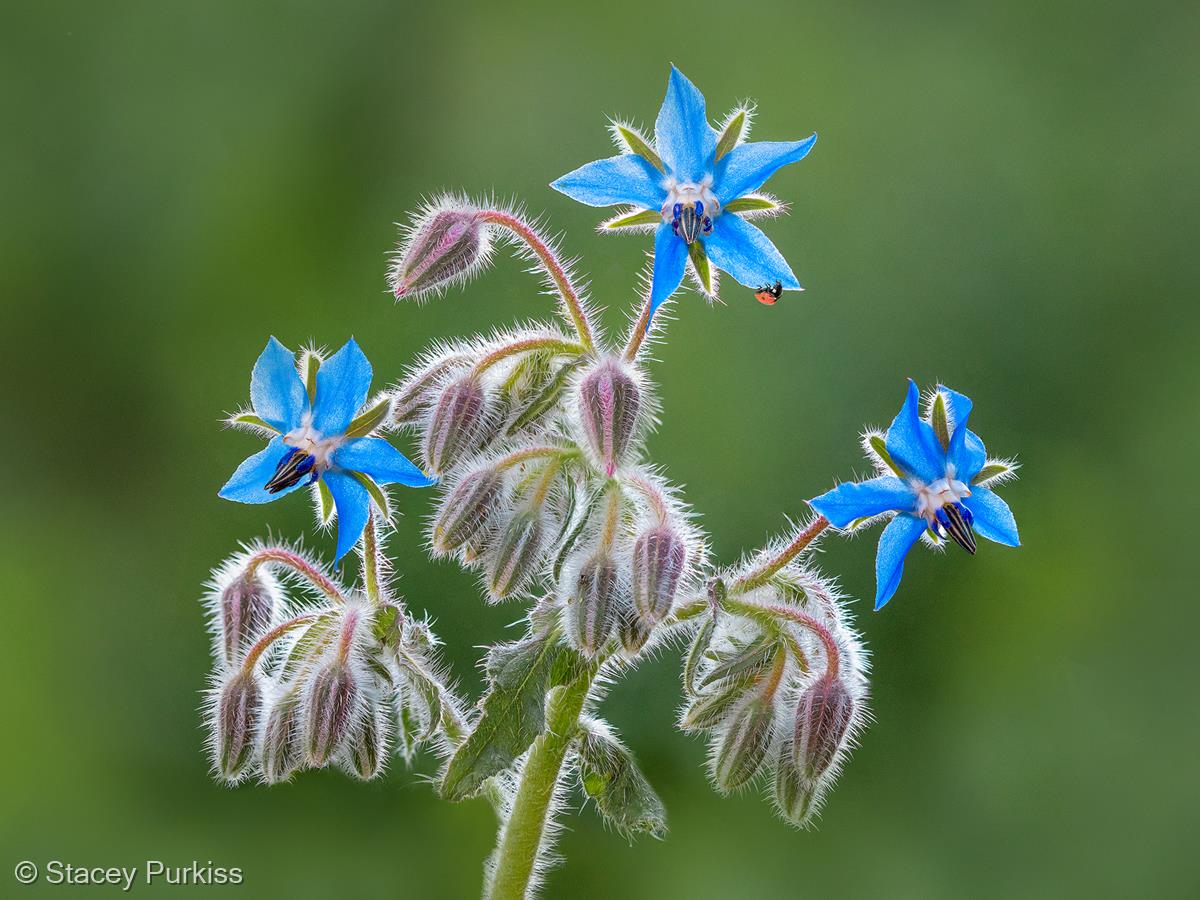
<box><xmin>617</xmin><ymin>603</ymin><xmax>652</xmax><ymax>656</ymax></box>
<box><xmin>487</xmin><ymin>509</ymin><xmax>544</xmax><ymax>599</ymax></box>
<box><xmin>432</xmin><ymin>467</ymin><xmax>503</xmax><ymax>555</ymax></box>
<box><xmin>712</xmin><ymin>696</ymin><xmax>775</xmax><ymax>792</ymax></box>
<box><xmin>391</xmin><ymin>206</ymin><xmax>489</xmax><ymax>298</ymax></box>
<box><xmin>425</xmin><ymin>376</ymin><xmax>488</xmax><ymax>475</ymax></box>
<box><xmin>219</xmin><ymin>571</ymin><xmax>277</xmax><ymax>666</ymax></box>
<box><xmin>567</xmin><ymin>553</ymin><xmax>618</xmax><ymax>656</ymax></box>
<box><xmin>793</xmin><ymin>676</ymin><xmax>855</xmax><ymax>780</ymax></box>
<box><xmin>346</xmin><ymin>704</ymin><xmax>388</xmax><ymax>780</ymax></box>
<box><xmin>631</xmin><ymin>525</ymin><xmax>685</xmax><ymax>625</ymax></box>
<box><xmin>260</xmin><ymin>690</ymin><xmax>303</xmax><ymax>784</ymax></box>
<box><xmin>774</xmin><ymin>743</ymin><xmax>822</xmax><ymax>827</ymax></box>
<box><xmin>303</xmin><ymin>663</ymin><xmax>359</xmax><ymax>766</ymax></box>
<box><xmin>577</xmin><ymin>358</ymin><xmax>641</xmax><ymax>476</ymax></box>
<box><xmin>214</xmin><ymin>670</ymin><xmax>261</xmax><ymax>781</ymax></box>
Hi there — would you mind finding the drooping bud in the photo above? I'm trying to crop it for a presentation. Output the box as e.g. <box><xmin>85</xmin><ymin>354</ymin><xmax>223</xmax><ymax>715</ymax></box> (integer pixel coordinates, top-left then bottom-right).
<box><xmin>617</xmin><ymin>603</ymin><xmax>652</xmax><ymax>656</ymax></box>
<box><xmin>631</xmin><ymin>525</ymin><xmax>686</xmax><ymax>625</ymax></box>
<box><xmin>218</xmin><ymin>570</ymin><xmax>278</xmax><ymax>666</ymax></box>
<box><xmin>577</xmin><ymin>358</ymin><xmax>641</xmax><ymax>476</ymax></box>
<box><xmin>432</xmin><ymin>467</ymin><xmax>504</xmax><ymax>555</ymax></box>
<box><xmin>487</xmin><ymin>509</ymin><xmax>544</xmax><ymax>600</ymax></box>
<box><xmin>712</xmin><ymin>696</ymin><xmax>775</xmax><ymax>792</ymax></box>
<box><xmin>391</xmin><ymin>206</ymin><xmax>489</xmax><ymax>299</ymax></box>
<box><xmin>566</xmin><ymin>553</ymin><xmax>619</xmax><ymax>656</ymax></box>
<box><xmin>214</xmin><ymin>670</ymin><xmax>261</xmax><ymax>781</ymax></box>
<box><xmin>774</xmin><ymin>742</ymin><xmax>822</xmax><ymax>827</ymax></box>
<box><xmin>259</xmin><ymin>690</ymin><xmax>304</xmax><ymax>784</ymax></box>
<box><xmin>680</xmin><ymin>676</ymin><xmax>758</xmax><ymax>732</ymax></box>
<box><xmin>793</xmin><ymin>676</ymin><xmax>856</xmax><ymax>780</ymax></box>
<box><xmin>424</xmin><ymin>376</ymin><xmax>488</xmax><ymax>475</ymax></box>
<box><xmin>346</xmin><ymin>703</ymin><xmax>388</xmax><ymax>780</ymax></box>
<box><xmin>303</xmin><ymin>663</ymin><xmax>359</xmax><ymax>766</ymax></box>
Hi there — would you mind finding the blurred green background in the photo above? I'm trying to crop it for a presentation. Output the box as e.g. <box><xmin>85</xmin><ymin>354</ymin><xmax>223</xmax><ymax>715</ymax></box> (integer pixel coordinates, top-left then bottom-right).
<box><xmin>2</xmin><ymin>1</ymin><xmax>1196</xmax><ymax>897</ymax></box>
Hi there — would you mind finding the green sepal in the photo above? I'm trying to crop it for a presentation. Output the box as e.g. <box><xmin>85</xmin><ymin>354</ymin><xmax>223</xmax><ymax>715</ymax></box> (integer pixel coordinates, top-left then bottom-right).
<box><xmin>316</xmin><ymin>479</ymin><xmax>335</xmax><ymax>525</ymax></box>
<box><xmin>300</xmin><ymin>350</ymin><xmax>321</xmax><ymax>404</ymax></box>
<box><xmin>868</xmin><ymin>434</ymin><xmax>905</xmax><ymax>477</ymax></box>
<box><xmin>931</xmin><ymin>392</ymin><xmax>950</xmax><ymax>450</ymax></box>
<box><xmin>576</xmin><ymin>720</ymin><xmax>668</xmax><ymax>840</ymax></box>
<box><xmin>603</xmin><ymin>208</ymin><xmax>663</xmax><ymax>230</ymax></box>
<box><xmin>683</xmin><ymin>617</ymin><xmax>715</xmax><ymax>697</ymax></box>
<box><xmin>278</xmin><ymin>615</ymin><xmax>337</xmax><ymax>682</ymax></box>
<box><xmin>349</xmin><ymin>471</ymin><xmax>391</xmax><ymax>521</ymax></box>
<box><xmin>345</xmin><ymin>397</ymin><xmax>393</xmax><ymax>438</ymax></box>
<box><xmin>681</xmin><ymin>674</ymin><xmax>760</xmax><ymax>731</ymax></box>
<box><xmin>439</xmin><ymin>631</ymin><xmax>589</xmax><ymax>801</ymax></box>
<box><xmin>723</xmin><ymin>195</ymin><xmax>778</xmax><ymax>214</ymax></box>
<box><xmin>700</xmin><ymin>633</ymin><xmax>779</xmax><ymax>687</ymax></box>
<box><xmin>973</xmin><ymin>462</ymin><xmax>1012</xmax><ymax>485</ymax></box>
<box><xmin>615</xmin><ymin>125</ymin><xmax>664</xmax><ymax>173</ymax></box>
<box><xmin>507</xmin><ymin>357</ymin><xmax>586</xmax><ymax>437</ymax></box>
<box><xmin>688</xmin><ymin>240</ymin><xmax>713</xmax><ymax>294</ymax></box>
<box><xmin>228</xmin><ymin>412</ymin><xmax>278</xmax><ymax>433</ymax></box>
<box><xmin>371</xmin><ymin>603</ymin><xmax>402</xmax><ymax>648</ymax></box>
<box><xmin>714</xmin><ymin>109</ymin><xmax>747</xmax><ymax>162</ymax></box>
<box><xmin>552</xmin><ymin>482</ymin><xmax>607</xmax><ymax>582</ymax></box>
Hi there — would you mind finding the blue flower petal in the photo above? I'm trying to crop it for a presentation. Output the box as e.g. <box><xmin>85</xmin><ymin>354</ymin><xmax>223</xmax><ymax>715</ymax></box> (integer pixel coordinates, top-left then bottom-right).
<box><xmin>250</xmin><ymin>337</ymin><xmax>308</xmax><ymax>432</ymax></box>
<box><xmin>703</xmin><ymin>214</ymin><xmax>800</xmax><ymax>290</ymax></box>
<box><xmin>654</xmin><ymin>66</ymin><xmax>716</xmax><ymax>183</ymax></box>
<box><xmin>885</xmin><ymin>381</ymin><xmax>946</xmax><ymax>484</ymax></box>
<box><xmin>334</xmin><ymin>437</ymin><xmax>436</xmax><ymax>487</ymax></box>
<box><xmin>809</xmin><ymin>476</ymin><xmax>916</xmax><ymax>528</ymax></box>
<box><xmin>939</xmin><ymin>385</ymin><xmax>988</xmax><ymax>481</ymax></box>
<box><xmin>874</xmin><ymin>514</ymin><xmax>928</xmax><ymax>610</ymax></box>
<box><xmin>218</xmin><ymin>436</ymin><xmax>304</xmax><ymax>504</ymax></box>
<box><xmin>713</xmin><ymin>135</ymin><xmax>818</xmax><ymax>204</ymax></box>
<box><xmin>963</xmin><ymin>486</ymin><xmax>1020</xmax><ymax>547</ymax></box>
<box><xmin>550</xmin><ymin>154</ymin><xmax>666</xmax><ymax>209</ymax></box>
<box><xmin>648</xmin><ymin>221</ymin><xmax>689</xmax><ymax>322</ymax></box>
<box><xmin>311</xmin><ymin>338</ymin><xmax>373</xmax><ymax>436</ymax></box>
<box><xmin>324</xmin><ymin>469</ymin><xmax>371</xmax><ymax>564</ymax></box>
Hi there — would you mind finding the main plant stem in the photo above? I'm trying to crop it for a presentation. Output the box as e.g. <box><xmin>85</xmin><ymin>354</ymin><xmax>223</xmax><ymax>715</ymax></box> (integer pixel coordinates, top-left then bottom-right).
<box><xmin>487</xmin><ymin>666</ymin><xmax>596</xmax><ymax>900</ymax></box>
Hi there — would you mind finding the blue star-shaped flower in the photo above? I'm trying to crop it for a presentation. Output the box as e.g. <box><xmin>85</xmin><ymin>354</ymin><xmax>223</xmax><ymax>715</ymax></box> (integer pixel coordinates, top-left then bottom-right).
<box><xmin>809</xmin><ymin>382</ymin><xmax>1020</xmax><ymax>610</ymax></box>
<box><xmin>220</xmin><ymin>337</ymin><xmax>436</xmax><ymax>562</ymax></box>
<box><xmin>551</xmin><ymin>65</ymin><xmax>816</xmax><ymax>323</ymax></box>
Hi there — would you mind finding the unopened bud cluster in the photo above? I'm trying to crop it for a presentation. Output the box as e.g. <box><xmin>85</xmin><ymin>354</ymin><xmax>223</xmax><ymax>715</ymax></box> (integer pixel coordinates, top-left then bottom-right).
<box><xmin>202</xmin><ymin>547</ymin><xmax>461</xmax><ymax>785</ymax></box>
<box><xmin>681</xmin><ymin>567</ymin><xmax>868</xmax><ymax>827</ymax></box>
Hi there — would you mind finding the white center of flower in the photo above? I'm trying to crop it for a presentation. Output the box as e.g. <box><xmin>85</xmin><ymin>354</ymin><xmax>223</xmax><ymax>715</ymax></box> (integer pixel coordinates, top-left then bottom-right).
<box><xmin>659</xmin><ymin>176</ymin><xmax>721</xmax><ymax>222</ymax></box>
<box><xmin>911</xmin><ymin>464</ymin><xmax>971</xmax><ymax>524</ymax></box>
<box><xmin>283</xmin><ymin>417</ymin><xmax>344</xmax><ymax>472</ymax></box>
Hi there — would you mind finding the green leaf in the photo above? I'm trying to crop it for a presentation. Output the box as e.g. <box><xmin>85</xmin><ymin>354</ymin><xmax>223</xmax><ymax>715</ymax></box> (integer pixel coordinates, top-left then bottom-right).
<box><xmin>349</xmin><ymin>471</ymin><xmax>390</xmax><ymax>521</ymax></box>
<box><xmin>868</xmin><ymin>434</ymin><xmax>905</xmax><ymax>477</ymax></box>
<box><xmin>278</xmin><ymin>615</ymin><xmax>337</xmax><ymax>682</ymax></box>
<box><xmin>371</xmin><ymin>603</ymin><xmax>402</xmax><ymax>648</ymax></box>
<box><xmin>723</xmin><ymin>195</ymin><xmax>778</xmax><ymax>214</ymax></box>
<box><xmin>576</xmin><ymin>720</ymin><xmax>667</xmax><ymax>840</ymax></box>
<box><xmin>228</xmin><ymin>412</ymin><xmax>278</xmax><ymax>433</ymax></box>
<box><xmin>931</xmin><ymin>392</ymin><xmax>950</xmax><ymax>450</ymax></box>
<box><xmin>973</xmin><ymin>462</ymin><xmax>1012</xmax><ymax>485</ymax></box>
<box><xmin>714</xmin><ymin>109</ymin><xmax>746</xmax><ymax>162</ymax></box>
<box><xmin>603</xmin><ymin>209</ymin><xmax>662</xmax><ymax>229</ymax></box>
<box><xmin>440</xmin><ymin>631</ymin><xmax>589</xmax><ymax>800</ymax></box>
<box><xmin>688</xmin><ymin>240</ymin><xmax>713</xmax><ymax>294</ymax></box>
<box><xmin>616</xmin><ymin>125</ymin><xmax>664</xmax><ymax>173</ymax></box>
<box><xmin>316</xmin><ymin>479</ymin><xmax>335</xmax><ymax>525</ymax></box>
<box><xmin>345</xmin><ymin>397</ymin><xmax>393</xmax><ymax>438</ymax></box>
<box><xmin>682</xmin><ymin>617</ymin><xmax>714</xmax><ymax>697</ymax></box>
<box><xmin>507</xmin><ymin>357</ymin><xmax>586</xmax><ymax>437</ymax></box>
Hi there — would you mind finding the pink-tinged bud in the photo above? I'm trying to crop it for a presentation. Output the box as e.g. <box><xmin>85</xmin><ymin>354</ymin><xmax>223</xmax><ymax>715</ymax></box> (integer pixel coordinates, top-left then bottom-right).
<box><xmin>631</xmin><ymin>525</ymin><xmax>686</xmax><ymax>625</ymax></box>
<box><xmin>391</xmin><ymin>207</ymin><xmax>488</xmax><ymax>299</ymax></box>
<box><xmin>577</xmin><ymin>358</ymin><xmax>641</xmax><ymax>476</ymax></box>
<box><xmin>487</xmin><ymin>510</ymin><xmax>544</xmax><ymax>599</ymax></box>
<box><xmin>214</xmin><ymin>671</ymin><xmax>261</xmax><ymax>780</ymax></box>
<box><xmin>793</xmin><ymin>676</ymin><xmax>856</xmax><ymax>780</ymax></box>
<box><xmin>219</xmin><ymin>571</ymin><xmax>277</xmax><ymax>666</ymax></box>
<box><xmin>346</xmin><ymin>704</ymin><xmax>388</xmax><ymax>780</ymax></box>
<box><xmin>303</xmin><ymin>663</ymin><xmax>359</xmax><ymax>766</ymax></box>
<box><xmin>424</xmin><ymin>376</ymin><xmax>488</xmax><ymax>475</ymax></box>
<box><xmin>617</xmin><ymin>603</ymin><xmax>652</xmax><ymax>656</ymax></box>
<box><xmin>712</xmin><ymin>696</ymin><xmax>775</xmax><ymax>792</ymax></box>
<box><xmin>567</xmin><ymin>553</ymin><xmax>619</xmax><ymax>656</ymax></box>
<box><xmin>432</xmin><ymin>467</ymin><xmax>504</xmax><ymax>555</ymax></box>
<box><xmin>260</xmin><ymin>691</ymin><xmax>303</xmax><ymax>784</ymax></box>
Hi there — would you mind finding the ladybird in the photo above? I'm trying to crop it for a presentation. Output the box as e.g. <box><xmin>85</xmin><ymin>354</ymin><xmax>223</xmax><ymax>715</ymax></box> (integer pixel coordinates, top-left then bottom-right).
<box><xmin>754</xmin><ymin>280</ymin><xmax>783</xmax><ymax>305</ymax></box>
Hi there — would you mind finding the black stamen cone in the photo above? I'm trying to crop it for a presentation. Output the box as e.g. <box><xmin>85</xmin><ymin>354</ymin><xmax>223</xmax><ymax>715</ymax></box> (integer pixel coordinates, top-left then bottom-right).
<box><xmin>266</xmin><ymin>448</ymin><xmax>315</xmax><ymax>494</ymax></box>
<box><xmin>938</xmin><ymin>503</ymin><xmax>976</xmax><ymax>555</ymax></box>
<box><xmin>678</xmin><ymin>205</ymin><xmax>701</xmax><ymax>244</ymax></box>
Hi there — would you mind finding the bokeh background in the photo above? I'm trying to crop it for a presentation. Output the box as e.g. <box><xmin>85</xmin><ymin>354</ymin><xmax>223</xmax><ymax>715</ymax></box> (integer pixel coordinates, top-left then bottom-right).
<box><xmin>2</xmin><ymin>1</ymin><xmax>1197</xmax><ymax>897</ymax></box>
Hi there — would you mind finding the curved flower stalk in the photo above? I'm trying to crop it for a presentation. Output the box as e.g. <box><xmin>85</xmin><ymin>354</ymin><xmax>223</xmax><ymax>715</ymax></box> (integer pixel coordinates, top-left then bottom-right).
<box><xmin>808</xmin><ymin>381</ymin><xmax>1020</xmax><ymax>609</ymax></box>
<box><xmin>220</xmin><ymin>337</ymin><xmax>436</xmax><ymax>562</ymax></box>
<box><xmin>552</xmin><ymin>65</ymin><xmax>816</xmax><ymax>322</ymax></box>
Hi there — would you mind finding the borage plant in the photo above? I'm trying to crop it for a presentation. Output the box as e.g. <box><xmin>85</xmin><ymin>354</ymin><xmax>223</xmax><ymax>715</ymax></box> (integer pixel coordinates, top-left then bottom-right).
<box><xmin>202</xmin><ymin>67</ymin><xmax>1020</xmax><ymax>900</ymax></box>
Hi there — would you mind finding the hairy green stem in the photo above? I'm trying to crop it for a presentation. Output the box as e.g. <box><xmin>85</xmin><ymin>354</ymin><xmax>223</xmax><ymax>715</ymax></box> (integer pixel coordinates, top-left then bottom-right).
<box><xmin>487</xmin><ymin>665</ymin><xmax>596</xmax><ymax>900</ymax></box>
